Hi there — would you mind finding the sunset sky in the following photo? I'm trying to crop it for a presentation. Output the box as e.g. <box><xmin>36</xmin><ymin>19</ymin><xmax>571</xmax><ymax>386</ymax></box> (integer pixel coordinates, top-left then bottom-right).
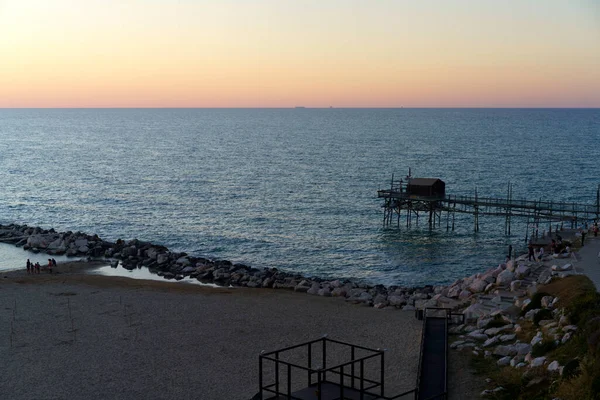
<box><xmin>1</xmin><ymin>0</ymin><xmax>599</xmax><ymax>108</ymax></box>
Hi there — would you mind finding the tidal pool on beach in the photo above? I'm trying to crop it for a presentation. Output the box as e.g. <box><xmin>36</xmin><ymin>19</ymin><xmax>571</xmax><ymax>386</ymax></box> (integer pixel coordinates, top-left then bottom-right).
<box><xmin>90</xmin><ymin>264</ymin><xmax>221</xmax><ymax>287</ymax></box>
<box><xmin>0</xmin><ymin>243</ymin><xmax>75</xmax><ymax>272</ymax></box>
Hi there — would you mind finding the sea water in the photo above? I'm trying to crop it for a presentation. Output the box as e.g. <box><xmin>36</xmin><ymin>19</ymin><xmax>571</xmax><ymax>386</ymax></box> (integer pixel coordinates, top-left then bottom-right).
<box><xmin>0</xmin><ymin>108</ymin><xmax>598</xmax><ymax>286</ymax></box>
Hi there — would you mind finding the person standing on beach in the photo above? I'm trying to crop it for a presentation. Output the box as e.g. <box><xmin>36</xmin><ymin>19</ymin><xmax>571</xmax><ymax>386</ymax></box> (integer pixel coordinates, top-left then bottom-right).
<box><xmin>26</xmin><ymin>259</ymin><xmax>31</xmax><ymax>274</ymax></box>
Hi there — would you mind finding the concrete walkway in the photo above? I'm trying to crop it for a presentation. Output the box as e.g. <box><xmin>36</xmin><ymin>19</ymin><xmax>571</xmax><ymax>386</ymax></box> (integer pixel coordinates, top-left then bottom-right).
<box><xmin>572</xmin><ymin>234</ymin><xmax>600</xmax><ymax>291</ymax></box>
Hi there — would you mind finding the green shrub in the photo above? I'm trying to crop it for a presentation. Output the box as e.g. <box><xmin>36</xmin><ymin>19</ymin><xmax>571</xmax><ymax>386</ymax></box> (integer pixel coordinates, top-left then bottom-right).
<box><xmin>562</xmin><ymin>359</ymin><xmax>581</xmax><ymax>380</ymax></box>
<box><xmin>568</xmin><ymin>292</ymin><xmax>600</xmax><ymax>325</ymax></box>
<box><xmin>522</xmin><ymin>292</ymin><xmax>551</xmax><ymax>315</ymax></box>
<box><xmin>534</xmin><ymin>309</ymin><xmax>554</xmax><ymax>326</ymax></box>
<box><xmin>532</xmin><ymin>339</ymin><xmax>557</xmax><ymax>357</ymax></box>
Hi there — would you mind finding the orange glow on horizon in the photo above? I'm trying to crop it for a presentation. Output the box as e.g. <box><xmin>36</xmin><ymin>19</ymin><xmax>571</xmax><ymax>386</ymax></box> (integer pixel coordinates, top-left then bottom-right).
<box><xmin>1</xmin><ymin>1</ymin><xmax>599</xmax><ymax>108</ymax></box>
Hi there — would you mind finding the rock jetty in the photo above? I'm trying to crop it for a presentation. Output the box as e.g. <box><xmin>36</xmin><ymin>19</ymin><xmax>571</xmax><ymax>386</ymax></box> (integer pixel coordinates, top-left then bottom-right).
<box><xmin>0</xmin><ymin>223</ymin><xmax>576</xmax><ymax>315</ymax></box>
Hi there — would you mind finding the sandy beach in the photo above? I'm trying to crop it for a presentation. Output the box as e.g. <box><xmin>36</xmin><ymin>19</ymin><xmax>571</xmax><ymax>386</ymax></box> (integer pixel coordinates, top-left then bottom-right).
<box><xmin>0</xmin><ymin>264</ymin><xmax>422</xmax><ymax>400</ymax></box>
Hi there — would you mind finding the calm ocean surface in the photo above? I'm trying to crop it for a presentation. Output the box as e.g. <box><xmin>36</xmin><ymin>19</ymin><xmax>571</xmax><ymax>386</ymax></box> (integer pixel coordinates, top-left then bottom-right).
<box><xmin>1</xmin><ymin>109</ymin><xmax>598</xmax><ymax>286</ymax></box>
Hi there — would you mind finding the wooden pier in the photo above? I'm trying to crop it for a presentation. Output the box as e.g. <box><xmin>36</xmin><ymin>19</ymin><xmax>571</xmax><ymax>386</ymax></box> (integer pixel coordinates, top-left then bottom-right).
<box><xmin>378</xmin><ymin>174</ymin><xmax>600</xmax><ymax>235</ymax></box>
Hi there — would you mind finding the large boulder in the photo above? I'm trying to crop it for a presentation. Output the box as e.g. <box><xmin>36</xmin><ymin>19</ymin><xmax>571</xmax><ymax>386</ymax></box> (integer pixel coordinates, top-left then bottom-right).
<box><xmin>506</xmin><ymin>260</ymin><xmax>515</xmax><ymax>272</ymax></box>
<box><xmin>515</xmin><ymin>264</ymin><xmax>530</xmax><ymax>279</ymax></box>
<box><xmin>469</xmin><ymin>279</ymin><xmax>488</xmax><ymax>293</ymax></box>
<box><xmin>496</xmin><ymin>270</ymin><xmax>515</xmax><ymax>285</ymax></box>
<box><xmin>26</xmin><ymin>234</ymin><xmax>53</xmax><ymax>249</ymax></box>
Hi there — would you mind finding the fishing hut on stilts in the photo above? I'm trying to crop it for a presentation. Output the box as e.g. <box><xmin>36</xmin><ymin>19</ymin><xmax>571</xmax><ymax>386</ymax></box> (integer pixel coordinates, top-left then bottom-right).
<box><xmin>378</xmin><ymin>170</ymin><xmax>600</xmax><ymax>243</ymax></box>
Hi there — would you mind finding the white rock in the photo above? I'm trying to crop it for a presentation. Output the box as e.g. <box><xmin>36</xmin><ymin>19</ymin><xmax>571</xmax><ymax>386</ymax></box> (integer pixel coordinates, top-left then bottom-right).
<box><xmin>176</xmin><ymin>256</ymin><xmax>191</xmax><ymax>265</ymax></box>
<box><xmin>483</xmin><ymin>336</ymin><xmax>500</xmax><ymax>347</ymax></box>
<box><xmin>530</xmin><ymin>356</ymin><xmax>547</xmax><ymax>368</ymax></box>
<box><xmin>562</xmin><ymin>325</ymin><xmax>578</xmax><ymax>332</ymax></box>
<box><xmin>484</xmin><ymin>324</ymin><xmax>514</xmax><ymax>336</ymax></box>
<box><xmin>506</xmin><ymin>259</ymin><xmax>515</xmax><ymax>272</ymax></box>
<box><xmin>510</xmin><ymin>355</ymin><xmax>525</xmax><ymax>367</ymax></box>
<box><xmin>469</xmin><ymin>279</ymin><xmax>488</xmax><ymax>293</ymax></box>
<box><xmin>450</xmin><ymin>340</ymin><xmax>466</xmax><ymax>349</ymax></box>
<box><xmin>497</xmin><ymin>356</ymin><xmax>511</xmax><ymax>367</ymax></box>
<box><xmin>538</xmin><ymin>320</ymin><xmax>555</xmax><ymax>327</ymax></box>
<box><xmin>561</xmin><ymin>332</ymin><xmax>572</xmax><ymax>344</ymax></box>
<box><xmin>468</xmin><ymin>331</ymin><xmax>489</xmax><ymax>341</ymax></box>
<box><xmin>521</xmin><ymin>298</ymin><xmax>532</xmax><ymax>310</ymax></box>
<box><xmin>547</xmin><ymin>360</ymin><xmax>560</xmax><ymax>372</ymax></box>
<box><xmin>556</xmin><ymin>271</ymin><xmax>576</xmax><ymax>278</ymax></box>
<box><xmin>525</xmin><ymin>309</ymin><xmax>540</xmax><ymax>320</ymax></box>
<box><xmin>493</xmin><ymin>345</ymin><xmax>517</xmax><ymax>357</ymax></box>
<box><xmin>541</xmin><ymin>296</ymin><xmax>554</xmax><ymax>308</ymax></box>
<box><xmin>510</xmin><ymin>280</ymin><xmax>522</xmax><ymax>291</ymax></box>
<box><xmin>499</xmin><ymin>334</ymin><xmax>516</xmax><ymax>342</ymax></box>
<box><xmin>515</xmin><ymin>264</ymin><xmax>531</xmax><ymax>279</ymax></box>
<box><xmin>515</xmin><ymin>343</ymin><xmax>531</xmax><ymax>355</ymax></box>
<box><xmin>477</xmin><ymin>317</ymin><xmax>493</xmax><ymax>329</ymax></box>
<box><xmin>531</xmin><ymin>333</ymin><xmax>543</xmax><ymax>347</ymax></box>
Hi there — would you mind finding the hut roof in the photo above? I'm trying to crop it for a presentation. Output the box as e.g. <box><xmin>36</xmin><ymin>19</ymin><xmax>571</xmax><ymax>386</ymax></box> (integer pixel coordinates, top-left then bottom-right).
<box><xmin>408</xmin><ymin>178</ymin><xmax>443</xmax><ymax>186</ymax></box>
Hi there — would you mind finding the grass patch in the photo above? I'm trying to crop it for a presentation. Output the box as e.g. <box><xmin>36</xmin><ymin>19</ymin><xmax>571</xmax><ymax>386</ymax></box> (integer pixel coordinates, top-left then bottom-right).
<box><xmin>515</xmin><ymin>319</ymin><xmax>537</xmax><ymax>343</ymax></box>
<box><xmin>553</xmin><ymin>357</ymin><xmax>597</xmax><ymax>400</ymax></box>
<box><xmin>540</xmin><ymin>275</ymin><xmax>597</xmax><ymax>313</ymax></box>
<box><xmin>470</xmin><ymin>275</ymin><xmax>600</xmax><ymax>399</ymax></box>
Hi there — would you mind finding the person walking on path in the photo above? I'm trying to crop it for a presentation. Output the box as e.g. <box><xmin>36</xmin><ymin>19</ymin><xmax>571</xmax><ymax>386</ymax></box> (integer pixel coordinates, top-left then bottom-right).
<box><xmin>582</xmin><ymin>229</ymin><xmax>586</xmax><ymax>247</ymax></box>
<box><xmin>528</xmin><ymin>243</ymin><xmax>534</xmax><ymax>261</ymax></box>
<box><xmin>594</xmin><ymin>222</ymin><xmax>598</xmax><ymax>237</ymax></box>
<box><xmin>26</xmin><ymin>259</ymin><xmax>31</xmax><ymax>274</ymax></box>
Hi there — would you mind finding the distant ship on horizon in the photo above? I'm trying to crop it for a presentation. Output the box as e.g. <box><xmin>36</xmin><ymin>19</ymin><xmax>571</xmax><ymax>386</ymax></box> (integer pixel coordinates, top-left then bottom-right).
<box><xmin>294</xmin><ymin>106</ymin><xmax>306</xmax><ymax>109</ymax></box>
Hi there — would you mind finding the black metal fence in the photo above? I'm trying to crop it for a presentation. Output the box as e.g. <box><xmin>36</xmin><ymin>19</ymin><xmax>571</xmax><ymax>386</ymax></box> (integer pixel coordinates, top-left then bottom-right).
<box><xmin>254</xmin><ymin>308</ymin><xmax>464</xmax><ymax>400</ymax></box>
<box><xmin>258</xmin><ymin>336</ymin><xmax>387</xmax><ymax>399</ymax></box>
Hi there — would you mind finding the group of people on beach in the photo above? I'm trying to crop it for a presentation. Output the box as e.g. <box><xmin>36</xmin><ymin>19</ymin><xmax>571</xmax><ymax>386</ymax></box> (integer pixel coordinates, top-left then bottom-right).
<box><xmin>26</xmin><ymin>258</ymin><xmax>57</xmax><ymax>274</ymax></box>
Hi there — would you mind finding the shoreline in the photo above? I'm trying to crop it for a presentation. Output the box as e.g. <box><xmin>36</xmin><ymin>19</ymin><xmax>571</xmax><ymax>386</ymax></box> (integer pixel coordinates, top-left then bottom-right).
<box><xmin>3</xmin><ymin>224</ymin><xmax>599</xmax><ymax>399</ymax></box>
<box><xmin>2</xmin><ymin>222</ymin><xmax>598</xmax><ymax>313</ymax></box>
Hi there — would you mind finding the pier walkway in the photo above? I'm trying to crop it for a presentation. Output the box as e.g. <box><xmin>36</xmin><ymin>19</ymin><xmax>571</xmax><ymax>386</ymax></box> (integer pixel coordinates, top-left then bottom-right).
<box><xmin>378</xmin><ymin>179</ymin><xmax>599</xmax><ymax>233</ymax></box>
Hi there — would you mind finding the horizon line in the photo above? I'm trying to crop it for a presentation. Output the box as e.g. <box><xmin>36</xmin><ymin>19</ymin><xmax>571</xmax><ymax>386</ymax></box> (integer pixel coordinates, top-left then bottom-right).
<box><xmin>1</xmin><ymin>106</ymin><xmax>599</xmax><ymax>110</ymax></box>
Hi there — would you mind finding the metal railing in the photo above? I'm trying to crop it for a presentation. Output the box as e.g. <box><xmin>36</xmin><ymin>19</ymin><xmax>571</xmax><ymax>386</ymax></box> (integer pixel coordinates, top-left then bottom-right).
<box><xmin>258</xmin><ymin>336</ymin><xmax>386</xmax><ymax>399</ymax></box>
<box><xmin>254</xmin><ymin>308</ymin><xmax>465</xmax><ymax>400</ymax></box>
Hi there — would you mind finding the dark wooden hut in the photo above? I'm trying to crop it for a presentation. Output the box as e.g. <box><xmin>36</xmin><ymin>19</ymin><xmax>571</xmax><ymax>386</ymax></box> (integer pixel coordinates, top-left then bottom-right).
<box><xmin>406</xmin><ymin>178</ymin><xmax>446</xmax><ymax>198</ymax></box>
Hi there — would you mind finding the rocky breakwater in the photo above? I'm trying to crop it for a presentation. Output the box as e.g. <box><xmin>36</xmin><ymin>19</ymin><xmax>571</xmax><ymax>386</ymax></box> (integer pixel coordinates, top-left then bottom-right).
<box><xmin>446</xmin><ymin>252</ymin><xmax>584</xmax><ymax>396</ymax></box>
<box><xmin>0</xmin><ymin>223</ymin><xmax>578</xmax><ymax>319</ymax></box>
<box><xmin>0</xmin><ymin>224</ymin><xmax>441</xmax><ymax>305</ymax></box>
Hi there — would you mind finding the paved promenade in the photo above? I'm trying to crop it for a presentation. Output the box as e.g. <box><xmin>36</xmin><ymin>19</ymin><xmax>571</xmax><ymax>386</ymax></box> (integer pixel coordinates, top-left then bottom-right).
<box><xmin>572</xmin><ymin>234</ymin><xmax>600</xmax><ymax>291</ymax></box>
